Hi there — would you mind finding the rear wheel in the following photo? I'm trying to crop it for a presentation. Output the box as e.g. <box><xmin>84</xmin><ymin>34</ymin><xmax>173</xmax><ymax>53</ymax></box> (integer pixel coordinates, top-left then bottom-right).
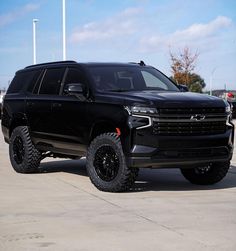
<box><xmin>86</xmin><ymin>133</ymin><xmax>138</xmax><ymax>192</ymax></box>
<box><xmin>9</xmin><ymin>126</ymin><xmax>41</xmax><ymax>173</ymax></box>
<box><xmin>180</xmin><ymin>161</ymin><xmax>230</xmax><ymax>185</ymax></box>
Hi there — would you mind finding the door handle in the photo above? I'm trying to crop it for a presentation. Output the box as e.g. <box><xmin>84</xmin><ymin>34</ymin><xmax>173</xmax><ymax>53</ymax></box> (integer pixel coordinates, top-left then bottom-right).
<box><xmin>52</xmin><ymin>103</ymin><xmax>62</xmax><ymax>108</ymax></box>
<box><xmin>27</xmin><ymin>102</ymin><xmax>34</xmax><ymax>107</ymax></box>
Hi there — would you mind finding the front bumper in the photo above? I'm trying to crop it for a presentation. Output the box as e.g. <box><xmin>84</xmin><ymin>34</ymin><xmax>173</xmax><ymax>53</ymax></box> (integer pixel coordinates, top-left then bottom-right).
<box><xmin>126</xmin><ymin>146</ymin><xmax>233</xmax><ymax>168</ymax></box>
<box><xmin>125</xmin><ymin>124</ymin><xmax>234</xmax><ymax>168</ymax></box>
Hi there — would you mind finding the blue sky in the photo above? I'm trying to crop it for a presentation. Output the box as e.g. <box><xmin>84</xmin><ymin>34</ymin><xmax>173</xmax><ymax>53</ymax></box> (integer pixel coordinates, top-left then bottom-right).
<box><xmin>0</xmin><ymin>0</ymin><xmax>235</xmax><ymax>90</ymax></box>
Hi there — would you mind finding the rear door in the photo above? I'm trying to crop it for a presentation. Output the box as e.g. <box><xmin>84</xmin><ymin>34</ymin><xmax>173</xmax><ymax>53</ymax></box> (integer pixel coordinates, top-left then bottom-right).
<box><xmin>26</xmin><ymin>67</ymin><xmax>66</xmax><ymax>144</ymax></box>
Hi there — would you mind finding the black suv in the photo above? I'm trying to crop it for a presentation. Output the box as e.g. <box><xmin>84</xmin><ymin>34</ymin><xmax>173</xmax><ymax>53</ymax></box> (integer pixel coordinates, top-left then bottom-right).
<box><xmin>1</xmin><ymin>61</ymin><xmax>234</xmax><ymax>192</ymax></box>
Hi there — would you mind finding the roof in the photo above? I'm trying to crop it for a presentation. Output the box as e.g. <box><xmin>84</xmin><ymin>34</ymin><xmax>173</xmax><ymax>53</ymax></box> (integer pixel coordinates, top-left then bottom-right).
<box><xmin>25</xmin><ymin>60</ymin><xmax>77</xmax><ymax>69</ymax></box>
<box><xmin>22</xmin><ymin>60</ymin><xmax>147</xmax><ymax>71</ymax></box>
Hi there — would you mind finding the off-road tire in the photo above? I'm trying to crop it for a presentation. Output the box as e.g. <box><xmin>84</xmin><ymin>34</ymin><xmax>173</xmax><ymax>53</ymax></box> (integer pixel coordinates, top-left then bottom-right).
<box><xmin>180</xmin><ymin>161</ymin><xmax>230</xmax><ymax>185</ymax></box>
<box><xmin>86</xmin><ymin>133</ymin><xmax>138</xmax><ymax>192</ymax></box>
<box><xmin>9</xmin><ymin>126</ymin><xmax>41</xmax><ymax>173</ymax></box>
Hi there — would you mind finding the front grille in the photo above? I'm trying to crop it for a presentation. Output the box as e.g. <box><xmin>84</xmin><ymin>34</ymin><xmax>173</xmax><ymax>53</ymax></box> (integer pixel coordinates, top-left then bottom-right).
<box><xmin>159</xmin><ymin>107</ymin><xmax>225</xmax><ymax>115</ymax></box>
<box><xmin>153</xmin><ymin>121</ymin><xmax>226</xmax><ymax>135</ymax></box>
<box><xmin>152</xmin><ymin>107</ymin><xmax>227</xmax><ymax>136</ymax></box>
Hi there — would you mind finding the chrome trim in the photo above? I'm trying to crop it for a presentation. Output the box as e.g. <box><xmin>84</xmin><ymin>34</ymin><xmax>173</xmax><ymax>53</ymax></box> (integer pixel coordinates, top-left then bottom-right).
<box><xmin>132</xmin><ymin>115</ymin><xmax>152</xmax><ymax>130</ymax></box>
<box><xmin>124</xmin><ymin>106</ymin><xmax>131</xmax><ymax>115</ymax></box>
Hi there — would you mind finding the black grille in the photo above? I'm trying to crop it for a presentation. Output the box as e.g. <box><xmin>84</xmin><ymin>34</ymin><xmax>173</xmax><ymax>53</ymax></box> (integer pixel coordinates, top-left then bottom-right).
<box><xmin>153</xmin><ymin>120</ymin><xmax>226</xmax><ymax>136</ymax></box>
<box><xmin>160</xmin><ymin>107</ymin><xmax>225</xmax><ymax>115</ymax></box>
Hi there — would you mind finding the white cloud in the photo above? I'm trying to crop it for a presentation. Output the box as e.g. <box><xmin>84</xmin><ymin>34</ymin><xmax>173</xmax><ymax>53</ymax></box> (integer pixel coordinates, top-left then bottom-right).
<box><xmin>139</xmin><ymin>16</ymin><xmax>232</xmax><ymax>52</ymax></box>
<box><xmin>173</xmin><ymin>16</ymin><xmax>232</xmax><ymax>39</ymax></box>
<box><xmin>69</xmin><ymin>7</ymin><xmax>143</xmax><ymax>43</ymax></box>
<box><xmin>0</xmin><ymin>3</ymin><xmax>40</xmax><ymax>28</ymax></box>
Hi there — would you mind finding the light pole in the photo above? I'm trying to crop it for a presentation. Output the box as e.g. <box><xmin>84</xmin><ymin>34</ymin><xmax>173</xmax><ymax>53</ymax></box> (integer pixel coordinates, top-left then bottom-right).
<box><xmin>62</xmin><ymin>0</ymin><xmax>66</xmax><ymax>60</ymax></box>
<box><xmin>32</xmin><ymin>19</ymin><xmax>39</xmax><ymax>64</ymax></box>
<box><xmin>209</xmin><ymin>67</ymin><xmax>217</xmax><ymax>96</ymax></box>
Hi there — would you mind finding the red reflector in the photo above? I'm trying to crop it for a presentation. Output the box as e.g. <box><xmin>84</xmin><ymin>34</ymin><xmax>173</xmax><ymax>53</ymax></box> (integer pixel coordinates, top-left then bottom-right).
<box><xmin>228</xmin><ymin>92</ymin><xmax>234</xmax><ymax>98</ymax></box>
<box><xmin>116</xmin><ymin>128</ymin><xmax>121</xmax><ymax>136</ymax></box>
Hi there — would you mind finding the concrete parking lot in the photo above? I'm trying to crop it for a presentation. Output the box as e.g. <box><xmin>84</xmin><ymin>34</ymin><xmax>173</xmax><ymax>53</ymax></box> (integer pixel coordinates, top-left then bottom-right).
<box><xmin>0</xmin><ymin>125</ymin><xmax>236</xmax><ymax>251</ymax></box>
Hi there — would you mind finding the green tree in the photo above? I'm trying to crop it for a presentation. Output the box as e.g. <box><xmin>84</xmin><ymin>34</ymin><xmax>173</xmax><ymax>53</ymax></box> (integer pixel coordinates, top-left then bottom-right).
<box><xmin>189</xmin><ymin>82</ymin><xmax>202</xmax><ymax>93</ymax></box>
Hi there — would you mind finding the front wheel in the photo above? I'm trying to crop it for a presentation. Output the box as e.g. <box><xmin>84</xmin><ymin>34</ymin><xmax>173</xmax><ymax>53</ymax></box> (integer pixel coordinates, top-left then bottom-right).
<box><xmin>86</xmin><ymin>133</ymin><xmax>138</xmax><ymax>192</ymax></box>
<box><xmin>180</xmin><ymin>161</ymin><xmax>230</xmax><ymax>185</ymax></box>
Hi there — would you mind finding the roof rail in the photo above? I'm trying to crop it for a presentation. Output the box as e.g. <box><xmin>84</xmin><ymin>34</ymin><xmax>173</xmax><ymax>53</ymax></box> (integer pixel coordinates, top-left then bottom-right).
<box><xmin>25</xmin><ymin>60</ymin><xmax>77</xmax><ymax>69</ymax></box>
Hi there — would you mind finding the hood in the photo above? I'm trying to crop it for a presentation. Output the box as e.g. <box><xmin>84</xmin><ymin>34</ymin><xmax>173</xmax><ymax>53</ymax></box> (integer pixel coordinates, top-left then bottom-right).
<box><xmin>95</xmin><ymin>90</ymin><xmax>226</xmax><ymax>108</ymax></box>
<box><xmin>128</xmin><ymin>91</ymin><xmax>226</xmax><ymax>108</ymax></box>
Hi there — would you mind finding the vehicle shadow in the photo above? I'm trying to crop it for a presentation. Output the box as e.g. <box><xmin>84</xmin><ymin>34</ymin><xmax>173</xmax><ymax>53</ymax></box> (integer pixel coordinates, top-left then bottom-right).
<box><xmin>39</xmin><ymin>159</ymin><xmax>236</xmax><ymax>192</ymax></box>
<box><xmin>132</xmin><ymin>165</ymin><xmax>236</xmax><ymax>192</ymax></box>
<box><xmin>40</xmin><ymin>158</ymin><xmax>88</xmax><ymax>177</ymax></box>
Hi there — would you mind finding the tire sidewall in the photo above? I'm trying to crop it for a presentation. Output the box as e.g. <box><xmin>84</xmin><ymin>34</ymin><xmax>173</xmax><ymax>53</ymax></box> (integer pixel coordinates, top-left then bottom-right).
<box><xmin>181</xmin><ymin>161</ymin><xmax>230</xmax><ymax>185</ymax></box>
<box><xmin>9</xmin><ymin>126</ymin><xmax>37</xmax><ymax>173</ymax></box>
<box><xmin>87</xmin><ymin>134</ymin><xmax>127</xmax><ymax>191</ymax></box>
<box><xmin>9</xmin><ymin>127</ymin><xmax>28</xmax><ymax>172</ymax></box>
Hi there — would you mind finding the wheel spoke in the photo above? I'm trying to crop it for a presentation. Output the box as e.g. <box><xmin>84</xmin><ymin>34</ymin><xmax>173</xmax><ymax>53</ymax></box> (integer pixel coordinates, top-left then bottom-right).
<box><xmin>12</xmin><ymin>136</ymin><xmax>25</xmax><ymax>164</ymax></box>
<box><xmin>93</xmin><ymin>145</ymin><xmax>120</xmax><ymax>182</ymax></box>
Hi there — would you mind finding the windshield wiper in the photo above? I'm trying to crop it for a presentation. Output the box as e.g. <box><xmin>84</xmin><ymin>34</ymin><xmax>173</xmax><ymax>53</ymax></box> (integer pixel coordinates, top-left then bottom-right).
<box><xmin>107</xmin><ymin>89</ymin><xmax>131</xmax><ymax>92</ymax></box>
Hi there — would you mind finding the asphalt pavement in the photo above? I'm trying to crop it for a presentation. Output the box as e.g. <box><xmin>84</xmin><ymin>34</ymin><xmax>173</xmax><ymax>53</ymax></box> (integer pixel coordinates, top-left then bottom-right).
<box><xmin>0</xmin><ymin>123</ymin><xmax>235</xmax><ymax>251</ymax></box>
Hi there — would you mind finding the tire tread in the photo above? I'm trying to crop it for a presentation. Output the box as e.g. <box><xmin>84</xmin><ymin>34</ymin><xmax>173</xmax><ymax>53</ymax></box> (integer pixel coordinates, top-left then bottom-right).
<box><xmin>87</xmin><ymin>132</ymin><xmax>138</xmax><ymax>192</ymax></box>
<box><xmin>9</xmin><ymin>126</ymin><xmax>41</xmax><ymax>173</ymax></box>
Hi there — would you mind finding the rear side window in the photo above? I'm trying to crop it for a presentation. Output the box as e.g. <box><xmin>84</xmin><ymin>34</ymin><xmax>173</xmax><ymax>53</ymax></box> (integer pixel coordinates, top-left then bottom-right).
<box><xmin>7</xmin><ymin>70</ymin><xmax>40</xmax><ymax>94</ymax></box>
<box><xmin>27</xmin><ymin>70</ymin><xmax>42</xmax><ymax>93</ymax></box>
<box><xmin>39</xmin><ymin>68</ymin><xmax>65</xmax><ymax>95</ymax></box>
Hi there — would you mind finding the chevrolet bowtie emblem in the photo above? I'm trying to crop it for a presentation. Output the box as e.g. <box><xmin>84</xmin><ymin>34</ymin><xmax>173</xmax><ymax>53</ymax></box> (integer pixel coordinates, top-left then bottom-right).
<box><xmin>190</xmin><ymin>114</ymin><xmax>205</xmax><ymax>121</ymax></box>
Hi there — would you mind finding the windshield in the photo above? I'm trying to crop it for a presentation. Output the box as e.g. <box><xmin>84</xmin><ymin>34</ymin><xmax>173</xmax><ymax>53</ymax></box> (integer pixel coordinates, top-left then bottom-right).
<box><xmin>88</xmin><ymin>65</ymin><xmax>179</xmax><ymax>92</ymax></box>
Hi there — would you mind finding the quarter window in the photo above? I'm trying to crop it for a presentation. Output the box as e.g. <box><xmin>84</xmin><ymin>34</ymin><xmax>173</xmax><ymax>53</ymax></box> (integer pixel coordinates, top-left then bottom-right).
<box><xmin>7</xmin><ymin>70</ymin><xmax>41</xmax><ymax>94</ymax></box>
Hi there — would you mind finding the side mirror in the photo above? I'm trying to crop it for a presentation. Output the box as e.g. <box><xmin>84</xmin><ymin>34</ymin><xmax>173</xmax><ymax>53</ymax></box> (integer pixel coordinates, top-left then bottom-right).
<box><xmin>177</xmin><ymin>84</ymin><xmax>189</xmax><ymax>92</ymax></box>
<box><xmin>64</xmin><ymin>83</ymin><xmax>84</xmax><ymax>95</ymax></box>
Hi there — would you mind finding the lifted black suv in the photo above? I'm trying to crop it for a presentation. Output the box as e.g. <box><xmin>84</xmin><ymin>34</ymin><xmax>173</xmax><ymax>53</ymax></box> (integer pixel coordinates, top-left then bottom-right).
<box><xmin>1</xmin><ymin>61</ymin><xmax>234</xmax><ymax>192</ymax></box>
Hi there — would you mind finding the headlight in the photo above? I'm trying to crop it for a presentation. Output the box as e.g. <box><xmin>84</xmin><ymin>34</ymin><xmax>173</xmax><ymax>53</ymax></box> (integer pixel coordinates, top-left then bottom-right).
<box><xmin>124</xmin><ymin>106</ymin><xmax>156</xmax><ymax>129</ymax></box>
<box><xmin>130</xmin><ymin>106</ymin><xmax>158</xmax><ymax>116</ymax></box>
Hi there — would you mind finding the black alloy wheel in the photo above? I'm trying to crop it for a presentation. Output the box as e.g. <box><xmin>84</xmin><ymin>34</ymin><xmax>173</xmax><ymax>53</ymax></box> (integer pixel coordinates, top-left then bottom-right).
<box><xmin>181</xmin><ymin>161</ymin><xmax>230</xmax><ymax>185</ymax></box>
<box><xmin>86</xmin><ymin>133</ymin><xmax>139</xmax><ymax>192</ymax></box>
<box><xmin>94</xmin><ymin>145</ymin><xmax>120</xmax><ymax>182</ymax></box>
<box><xmin>12</xmin><ymin>136</ymin><xmax>25</xmax><ymax>164</ymax></box>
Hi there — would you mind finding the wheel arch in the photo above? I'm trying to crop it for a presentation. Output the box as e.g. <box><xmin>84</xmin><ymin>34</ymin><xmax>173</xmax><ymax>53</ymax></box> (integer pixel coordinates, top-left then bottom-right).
<box><xmin>9</xmin><ymin>113</ymin><xmax>29</xmax><ymax>137</ymax></box>
<box><xmin>89</xmin><ymin>120</ymin><xmax>118</xmax><ymax>143</ymax></box>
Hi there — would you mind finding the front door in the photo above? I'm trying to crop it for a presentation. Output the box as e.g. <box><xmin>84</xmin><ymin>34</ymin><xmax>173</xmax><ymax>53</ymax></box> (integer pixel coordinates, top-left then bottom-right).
<box><xmin>50</xmin><ymin>67</ymin><xmax>90</xmax><ymax>153</ymax></box>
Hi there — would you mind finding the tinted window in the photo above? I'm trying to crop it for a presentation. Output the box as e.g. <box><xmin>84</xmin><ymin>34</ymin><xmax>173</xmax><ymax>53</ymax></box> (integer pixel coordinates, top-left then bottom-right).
<box><xmin>7</xmin><ymin>76</ymin><xmax>20</xmax><ymax>94</ymax></box>
<box><xmin>63</xmin><ymin>68</ymin><xmax>87</xmax><ymax>93</ymax></box>
<box><xmin>7</xmin><ymin>70</ymin><xmax>40</xmax><ymax>94</ymax></box>
<box><xmin>65</xmin><ymin>68</ymin><xmax>86</xmax><ymax>84</ymax></box>
<box><xmin>89</xmin><ymin>66</ymin><xmax>179</xmax><ymax>92</ymax></box>
<box><xmin>27</xmin><ymin>70</ymin><xmax>42</xmax><ymax>93</ymax></box>
<box><xmin>39</xmin><ymin>68</ymin><xmax>65</xmax><ymax>95</ymax></box>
